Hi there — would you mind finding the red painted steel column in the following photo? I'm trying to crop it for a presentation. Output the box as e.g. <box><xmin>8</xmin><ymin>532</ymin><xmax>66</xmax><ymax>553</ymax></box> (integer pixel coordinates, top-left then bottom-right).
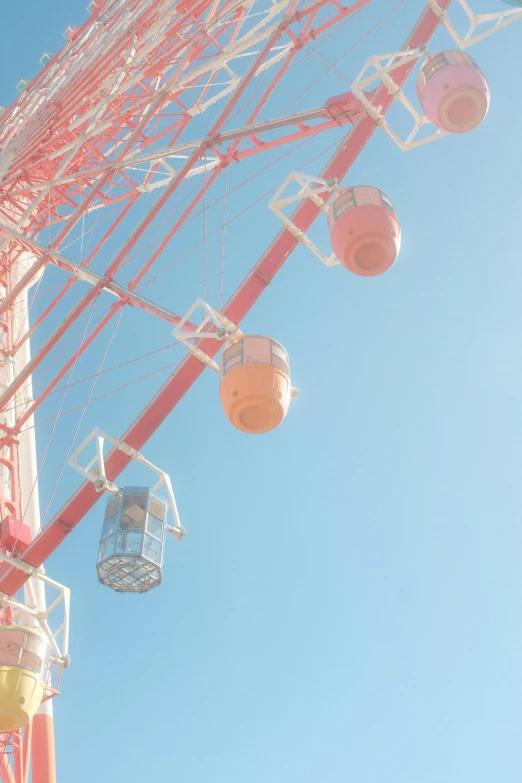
<box><xmin>0</xmin><ymin>754</ymin><xmax>16</xmax><ymax>783</ymax></box>
<box><xmin>13</xmin><ymin>741</ymin><xmax>22</xmax><ymax>783</ymax></box>
<box><xmin>32</xmin><ymin>710</ymin><xmax>56</xmax><ymax>783</ymax></box>
<box><xmin>22</xmin><ymin>722</ymin><xmax>31</xmax><ymax>783</ymax></box>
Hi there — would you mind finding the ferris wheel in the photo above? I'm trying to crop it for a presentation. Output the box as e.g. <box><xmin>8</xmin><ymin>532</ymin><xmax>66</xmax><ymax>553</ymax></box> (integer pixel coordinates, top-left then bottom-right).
<box><xmin>0</xmin><ymin>0</ymin><xmax>518</xmax><ymax>780</ymax></box>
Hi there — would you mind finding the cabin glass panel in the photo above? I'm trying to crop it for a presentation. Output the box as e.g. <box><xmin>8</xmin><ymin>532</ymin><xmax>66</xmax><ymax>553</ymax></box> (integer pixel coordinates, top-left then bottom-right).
<box><xmin>222</xmin><ymin>341</ymin><xmax>243</xmax><ymax>376</ymax></box>
<box><xmin>330</xmin><ymin>189</ymin><xmax>356</xmax><ymax>222</ymax></box>
<box><xmin>149</xmin><ymin>496</ymin><xmax>166</xmax><ymax>521</ymax></box>
<box><xmin>0</xmin><ymin>629</ymin><xmax>49</xmax><ymax>677</ymax></box>
<box><xmin>0</xmin><ymin>628</ymin><xmax>23</xmax><ymax>666</ymax></box>
<box><xmin>222</xmin><ymin>337</ymin><xmax>290</xmax><ymax>377</ymax></box>
<box><xmin>97</xmin><ymin>488</ymin><xmax>167</xmax><ymax>592</ymax></box>
<box><xmin>354</xmin><ymin>186</ymin><xmax>381</xmax><ymax>207</ymax></box>
<box><xmin>147</xmin><ymin>514</ymin><xmax>164</xmax><ymax>540</ymax></box>
<box><xmin>446</xmin><ymin>50</ymin><xmax>476</xmax><ymax>67</ymax></box>
<box><xmin>143</xmin><ymin>535</ymin><xmax>163</xmax><ymax>565</ymax></box>
<box><xmin>379</xmin><ymin>192</ymin><xmax>395</xmax><ymax>213</ymax></box>
<box><xmin>98</xmin><ymin>534</ymin><xmax>116</xmax><ymax>561</ymax></box>
<box><xmin>102</xmin><ymin>515</ymin><xmax>118</xmax><ymax>540</ymax></box>
<box><xmin>270</xmin><ymin>341</ymin><xmax>290</xmax><ymax>375</ymax></box>
<box><xmin>105</xmin><ymin>496</ymin><xmax>121</xmax><ymax>519</ymax></box>
<box><xmin>120</xmin><ymin>492</ymin><xmax>147</xmax><ymax>530</ymax></box>
<box><xmin>125</xmin><ymin>532</ymin><xmax>143</xmax><ymax>554</ymax></box>
<box><xmin>20</xmin><ymin>634</ymin><xmax>50</xmax><ymax>676</ymax></box>
<box><xmin>243</xmin><ymin>337</ymin><xmax>271</xmax><ymax>365</ymax></box>
<box><xmin>422</xmin><ymin>53</ymin><xmax>448</xmax><ymax>83</ymax></box>
<box><xmin>330</xmin><ymin>187</ymin><xmax>395</xmax><ymax>224</ymax></box>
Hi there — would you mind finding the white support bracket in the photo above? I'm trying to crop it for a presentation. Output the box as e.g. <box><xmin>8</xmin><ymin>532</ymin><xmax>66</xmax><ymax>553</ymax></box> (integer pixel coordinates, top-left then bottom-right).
<box><xmin>427</xmin><ymin>0</ymin><xmax>522</xmax><ymax>48</ymax></box>
<box><xmin>269</xmin><ymin>171</ymin><xmax>341</xmax><ymax>266</ymax></box>
<box><xmin>87</xmin><ymin>1</ymin><xmax>103</xmax><ymax>14</ymax></box>
<box><xmin>68</xmin><ymin>426</ymin><xmax>186</xmax><ymax>542</ymax></box>
<box><xmin>0</xmin><ymin>555</ymin><xmax>70</xmax><ymax>672</ymax></box>
<box><xmin>172</xmin><ymin>298</ymin><xmax>242</xmax><ymax>372</ymax></box>
<box><xmin>350</xmin><ymin>48</ymin><xmax>448</xmax><ymax>152</ymax></box>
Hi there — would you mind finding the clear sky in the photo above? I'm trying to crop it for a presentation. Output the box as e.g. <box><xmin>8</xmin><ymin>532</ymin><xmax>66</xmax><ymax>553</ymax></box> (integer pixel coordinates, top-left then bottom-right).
<box><xmin>1</xmin><ymin>1</ymin><xmax>522</xmax><ymax>782</ymax></box>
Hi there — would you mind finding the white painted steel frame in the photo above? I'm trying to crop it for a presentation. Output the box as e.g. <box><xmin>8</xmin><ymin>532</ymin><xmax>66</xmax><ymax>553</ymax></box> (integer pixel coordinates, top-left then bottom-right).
<box><xmin>69</xmin><ymin>427</ymin><xmax>186</xmax><ymax>541</ymax></box>
<box><xmin>270</xmin><ymin>4</ymin><xmax>522</xmax><ymax>253</ymax></box>
<box><xmin>427</xmin><ymin>0</ymin><xmax>522</xmax><ymax>48</ymax></box>
<box><xmin>0</xmin><ymin>553</ymin><xmax>70</xmax><ymax>671</ymax></box>
<box><xmin>349</xmin><ymin>48</ymin><xmax>450</xmax><ymax>152</ymax></box>
<box><xmin>269</xmin><ymin>171</ymin><xmax>341</xmax><ymax>266</ymax></box>
<box><xmin>172</xmin><ymin>298</ymin><xmax>242</xmax><ymax>372</ymax></box>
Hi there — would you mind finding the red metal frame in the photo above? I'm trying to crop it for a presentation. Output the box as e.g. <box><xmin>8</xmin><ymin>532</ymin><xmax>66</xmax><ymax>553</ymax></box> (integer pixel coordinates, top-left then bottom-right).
<box><xmin>0</xmin><ymin>0</ymin><xmax>451</xmax><ymax>600</ymax></box>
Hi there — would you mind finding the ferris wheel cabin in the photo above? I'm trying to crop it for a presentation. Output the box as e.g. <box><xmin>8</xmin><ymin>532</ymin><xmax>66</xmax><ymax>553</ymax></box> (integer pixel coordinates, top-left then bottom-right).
<box><xmin>220</xmin><ymin>335</ymin><xmax>292</xmax><ymax>434</ymax></box>
<box><xmin>327</xmin><ymin>186</ymin><xmax>401</xmax><ymax>277</ymax></box>
<box><xmin>97</xmin><ymin>488</ymin><xmax>168</xmax><ymax>593</ymax></box>
<box><xmin>0</xmin><ymin>627</ymin><xmax>50</xmax><ymax>731</ymax></box>
<box><xmin>416</xmin><ymin>51</ymin><xmax>490</xmax><ymax>134</ymax></box>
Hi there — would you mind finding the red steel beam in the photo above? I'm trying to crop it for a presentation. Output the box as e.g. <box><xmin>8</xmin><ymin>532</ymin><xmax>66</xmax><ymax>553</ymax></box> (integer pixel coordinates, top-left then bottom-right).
<box><xmin>0</xmin><ymin>754</ymin><xmax>15</xmax><ymax>783</ymax></box>
<box><xmin>21</xmin><ymin>723</ymin><xmax>31</xmax><ymax>783</ymax></box>
<box><xmin>0</xmin><ymin>1</ymin><xmax>451</xmax><ymax>596</ymax></box>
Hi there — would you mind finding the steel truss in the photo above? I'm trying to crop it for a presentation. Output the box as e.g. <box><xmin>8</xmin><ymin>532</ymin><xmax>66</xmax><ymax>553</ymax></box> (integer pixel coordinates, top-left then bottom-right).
<box><xmin>7</xmin><ymin>0</ymin><xmax>522</xmax><ymax>779</ymax></box>
<box><xmin>0</xmin><ymin>0</ymin><xmax>369</xmax><ymax>444</ymax></box>
<box><xmin>0</xmin><ymin>0</ymin><xmax>457</xmax><ymax>602</ymax></box>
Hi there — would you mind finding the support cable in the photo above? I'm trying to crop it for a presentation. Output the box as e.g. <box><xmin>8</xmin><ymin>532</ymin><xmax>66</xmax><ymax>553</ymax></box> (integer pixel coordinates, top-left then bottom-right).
<box><xmin>142</xmin><ymin>134</ymin><xmax>341</xmax><ymax>288</ymax></box>
<box><xmin>21</xmin><ymin>353</ymin><xmax>184</xmax><ymax>437</ymax></box>
<box><xmin>203</xmin><ymin>150</ymin><xmax>208</xmax><ymax>302</ymax></box>
<box><xmin>280</xmin><ymin>0</ymin><xmax>407</xmax><ymax>115</ymax></box>
<box><xmin>19</xmin><ymin>295</ymin><xmax>100</xmax><ymax>526</ymax></box>
<box><xmin>39</xmin><ymin>307</ymin><xmax>125</xmax><ymax>531</ymax></box>
<box><xmin>219</xmin><ymin>168</ymin><xmax>228</xmax><ymax>309</ymax></box>
<box><xmin>1</xmin><ymin>342</ymin><xmax>181</xmax><ymax>417</ymax></box>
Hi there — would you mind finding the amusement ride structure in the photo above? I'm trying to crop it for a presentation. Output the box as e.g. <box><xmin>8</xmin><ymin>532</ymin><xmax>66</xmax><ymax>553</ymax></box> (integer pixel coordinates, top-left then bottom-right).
<box><xmin>0</xmin><ymin>0</ymin><xmax>518</xmax><ymax>779</ymax></box>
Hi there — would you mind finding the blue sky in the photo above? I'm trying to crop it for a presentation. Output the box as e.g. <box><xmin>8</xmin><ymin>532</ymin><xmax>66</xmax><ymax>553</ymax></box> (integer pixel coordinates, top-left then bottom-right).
<box><xmin>1</xmin><ymin>1</ymin><xmax>522</xmax><ymax>782</ymax></box>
